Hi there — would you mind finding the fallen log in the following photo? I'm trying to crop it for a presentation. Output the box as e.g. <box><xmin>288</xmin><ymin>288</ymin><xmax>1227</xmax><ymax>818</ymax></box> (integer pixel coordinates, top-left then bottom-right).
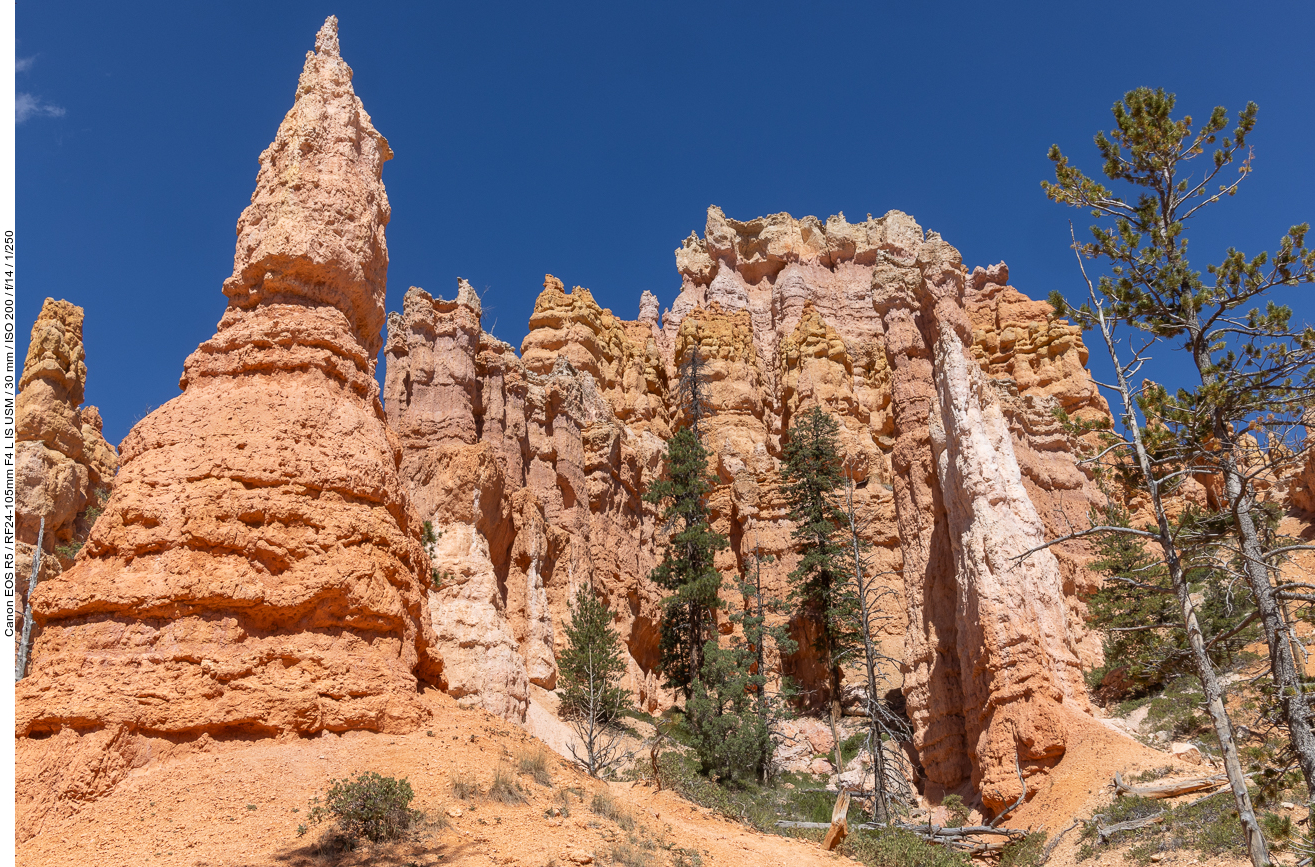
<box><xmin>1038</xmin><ymin>820</ymin><xmax>1079</xmax><ymax>866</ymax></box>
<box><xmin>775</xmin><ymin>820</ymin><xmax>1028</xmax><ymax>839</ymax></box>
<box><xmin>1113</xmin><ymin>770</ymin><xmax>1226</xmax><ymax>799</ymax></box>
<box><xmin>1096</xmin><ymin>811</ymin><xmax>1165</xmax><ymax>844</ymax></box>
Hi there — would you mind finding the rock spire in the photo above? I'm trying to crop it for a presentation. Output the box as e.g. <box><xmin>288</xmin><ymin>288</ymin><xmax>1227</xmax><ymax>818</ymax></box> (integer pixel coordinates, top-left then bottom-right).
<box><xmin>15</xmin><ymin>17</ymin><xmax>438</xmax><ymax>839</ymax></box>
<box><xmin>14</xmin><ymin>298</ymin><xmax>119</xmax><ymax>635</ymax></box>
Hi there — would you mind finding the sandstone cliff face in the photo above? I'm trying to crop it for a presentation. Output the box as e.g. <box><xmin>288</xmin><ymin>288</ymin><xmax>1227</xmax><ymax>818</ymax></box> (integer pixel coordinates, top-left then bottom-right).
<box><xmin>668</xmin><ymin>210</ymin><xmax>1105</xmax><ymax>807</ymax></box>
<box><xmin>14</xmin><ymin>299</ymin><xmax>120</xmax><ymax>634</ymax></box>
<box><xmin>16</xmin><ymin>18</ymin><xmax>438</xmax><ymax>838</ymax></box>
<box><xmin>385</xmin><ymin>278</ymin><xmax>669</xmax><ymax>722</ymax></box>
<box><xmin>386</xmin><ymin>205</ymin><xmax>1110</xmax><ymax>809</ymax></box>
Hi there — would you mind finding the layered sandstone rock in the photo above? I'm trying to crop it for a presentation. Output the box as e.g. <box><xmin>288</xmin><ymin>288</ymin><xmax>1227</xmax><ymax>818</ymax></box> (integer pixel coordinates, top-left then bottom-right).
<box><xmin>16</xmin><ymin>18</ymin><xmax>438</xmax><ymax>837</ymax></box>
<box><xmin>387</xmin><ymin>206</ymin><xmax>1109</xmax><ymax>811</ymax></box>
<box><xmin>1293</xmin><ymin>412</ymin><xmax>1315</xmax><ymax>513</ymax></box>
<box><xmin>919</xmin><ymin>238</ymin><xmax>1092</xmax><ymax>810</ymax></box>
<box><xmin>385</xmin><ymin>278</ymin><xmax>670</xmax><ymax>721</ymax></box>
<box><xmin>666</xmin><ymin>210</ymin><xmax>1103</xmax><ymax>806</ymax></box>
<box><xmin>14</xmin><ymin>299</ymin><xmax>119</xmax><ymax>637</ymax></box>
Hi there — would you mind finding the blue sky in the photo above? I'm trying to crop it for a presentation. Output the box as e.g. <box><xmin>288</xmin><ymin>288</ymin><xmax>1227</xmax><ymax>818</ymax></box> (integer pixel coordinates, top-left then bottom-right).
<box><xmin>16</xmin><ymin>1</ymin><xmax>1315</xmax><ymax>446</ymax></box>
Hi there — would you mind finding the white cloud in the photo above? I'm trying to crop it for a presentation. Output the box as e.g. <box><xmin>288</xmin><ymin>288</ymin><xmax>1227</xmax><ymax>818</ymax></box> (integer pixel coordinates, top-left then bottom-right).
<box><xmin>15</xmin><ymin>56</ymin><xmax>36</xmax><ymax>72</ymax></box>
<box><xmin>16</xmin><ymin>92</ymin><xmax>66</xmax><ymax>124</ymax></box>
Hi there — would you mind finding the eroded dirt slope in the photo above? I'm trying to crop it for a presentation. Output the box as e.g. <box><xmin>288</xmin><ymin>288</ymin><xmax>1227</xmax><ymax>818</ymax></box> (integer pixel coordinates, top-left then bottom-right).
<box><xmin>17</xmin><ymin>690</ymin><xmax>861</xmax><ymax>867</ymax></box>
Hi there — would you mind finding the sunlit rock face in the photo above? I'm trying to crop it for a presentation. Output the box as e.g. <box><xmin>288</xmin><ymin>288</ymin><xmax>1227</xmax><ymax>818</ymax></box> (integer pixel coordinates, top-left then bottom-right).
<box><xmin>15</xmin><ymin>17</ymin><xmax>441</xmax><ymax>841</ymax></box>
<box><xmin>388</xmin><ymin>205</ymin><xmax>1112</xmax><ymax>809</ymax></box>
<box><xmin>14</xmin><ymin>298</ymin><xmax>120</xmax><ymax>638</ymax></box>
<box><xmin>384</xmin><ymin>277</ymin><xmax>670</xmax><ymax>722</ymax></box>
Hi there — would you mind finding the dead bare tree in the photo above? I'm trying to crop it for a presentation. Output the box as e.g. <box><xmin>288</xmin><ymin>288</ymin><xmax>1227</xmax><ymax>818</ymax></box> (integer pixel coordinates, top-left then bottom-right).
<box><xmin>841</xmin><ymin>473</ymin><xmax>913</xmax><ymax>822</ymax></box>
<box><xmin>15</xmin><ymin>516</ymin><xmax>44</xmax><ymax>682</ymax></box>
<box><xmin>564</xmin><ymin>642</ymin><xmax>633</xmax><ymax>779</ymax></box>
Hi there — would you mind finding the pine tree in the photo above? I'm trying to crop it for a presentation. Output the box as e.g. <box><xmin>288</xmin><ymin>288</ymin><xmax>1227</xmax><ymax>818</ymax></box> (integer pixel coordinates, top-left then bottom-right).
<box><xmin>558</xmin><ymin>584</ymin><xmax>630</xmax><ymax>777</ymax></box>
<box><xmin>1085</xmin><ymin>501</ymin><xmax>1257</xmax><ymax>698</ymax></box>
<box><xmin>781</xmin><ymin>406</ymin><xmax>856</xmax><ymax>738</ymax></box>
<box><xmin>728</xmin><ymin>544</ymin><xmax>797</xmax><ymax>782</ymax></box>
<box><xmin>1046</xmin><ymin>88</ymin><xmax>1315</xmax><ymax>863</ymax></box>
<box><xmin>644</xmin><ymin>345</ymin><xmax>729</xmax><ymax>698</ymax></box>
<box><xmin>686</xmin><ymin>638</ymin><xmax>768</xmax><ymax>783</ymax></box>
<box><xmin>644</xmin><ymin>428</ymin><xmax>728</xmax><ymax>697</ymax></box>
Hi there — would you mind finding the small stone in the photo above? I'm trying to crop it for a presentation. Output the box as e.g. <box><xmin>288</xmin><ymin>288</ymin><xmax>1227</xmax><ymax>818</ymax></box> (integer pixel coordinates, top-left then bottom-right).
<box><xmin>446</xmin><ymin>806</ymin><xmax>463</xmax><ymax>819</ymax></box>
<box><xmin>807</xmin><ymin>758</ymin><xmax>834</xmax><ymax>775</ymax></box>
<box><xmin>1170</xmin><ymin>743</ymin><xmax>1202</xmax><ymax>765</ymax></box>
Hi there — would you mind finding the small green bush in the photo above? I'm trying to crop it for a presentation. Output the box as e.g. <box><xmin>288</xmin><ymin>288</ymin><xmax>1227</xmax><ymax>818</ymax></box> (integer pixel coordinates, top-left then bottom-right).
<box><xmin>610</xmin><ymin>841</ymin><xmax>654</xmax><ymax>867</ymax></box>
<box><xmin>999</xmin><ymin>831</ymin><xmax>1047</xmax><ymax>867</ymax></box>
<box><xmin>1260</xmin><ymin>811</ymin><xmax>1292</xmax><ymax>850</ymax></box>
<box><xmin>842</xmin><ymin>829</ymin><xmax>971</xmax><ymax>867</ymax></box>
<box><xmin>450</xmin><ymin>773</ymin><xmax>480</xmax><ymax>801</ymax></box>
<box><xmin>298</xmin><ymin>771</ymin><xmax>419</xmax><ymax>845</ymax></box>
<box><xmin>590</xmin><ymin>789</ymin><xmax>635</xmax><ymax>831</ymax></box>
<box><xmin>940</xmin><ymin>794</ymin><xmax>970</xmax><ymax>827</ymax></box>
<box><xmin>837</xmin><ymin>732</ymin><xmax>867</xmax><ymax>767</ymax></box>
<box><xmin>1131</xmin><ymin>765</ymin><xmax>1175</xmax><ymax>784</ymax></box>
<box><xmin>670</xmin><ymin>849</ymin><xmax>704</xmax><ymax>867</ymax></box>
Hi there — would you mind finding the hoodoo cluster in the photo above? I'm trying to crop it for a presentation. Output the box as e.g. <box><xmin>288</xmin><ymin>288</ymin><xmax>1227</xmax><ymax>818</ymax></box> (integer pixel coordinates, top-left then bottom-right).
<box><xmin>15</xmin><ymin>15</ymin><xmax>1126</xmax><ymax>839</ymax></box>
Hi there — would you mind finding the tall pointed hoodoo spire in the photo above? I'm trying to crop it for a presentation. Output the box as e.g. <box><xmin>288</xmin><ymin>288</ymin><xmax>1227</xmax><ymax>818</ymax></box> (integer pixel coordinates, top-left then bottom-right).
<box><xmin>15</xmin><ymin>18</ymin><xmax>440</xmax><ymax>841</ymax></box>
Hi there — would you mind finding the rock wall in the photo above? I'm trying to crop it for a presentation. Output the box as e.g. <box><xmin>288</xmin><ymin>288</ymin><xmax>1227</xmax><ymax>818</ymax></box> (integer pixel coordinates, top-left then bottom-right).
<box><xmin>14</xmin><ymin>298</ymin><xmax>119</xmax><ymax>636</ymax></box>
<box><xmin>385</xmin><ymin>205</ymin><xmax>1112</xmax><ymax>808</ymax></box>
<box><xmin>15</xmin><ymin>17</ymin><xmax>439</xmax><ymax>839</ymax></box>
<box><xmin>1288</xmin><ymin>411</ymin><xmax>1315</xmax><ymax>513</ymax></box>
<box><xmin>384</xmin><ymin>277</ymin><xmax>669</xmax><ymax>722</ymax></box>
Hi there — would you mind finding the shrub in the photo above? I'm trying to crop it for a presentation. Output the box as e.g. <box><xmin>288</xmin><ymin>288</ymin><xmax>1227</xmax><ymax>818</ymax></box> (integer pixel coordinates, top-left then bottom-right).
<box><xmin>611</xmin><ymin>841</ymin><xmax>654</xmax><ymax>867</ymax></box>
<box><xmin>1260</xmin><ymin>812</ymin><xmax>1293</xmax><ymax>850</ymax></box>
<box><xmin>999</xmin><ymin>831</ymin><xmax>1047</xmax><ymax>867</ymax></box>
<box><xmin>940</xmin><ymin>794</ymin><xmax>970</xmax><ymax>827</ymax></box>
<box><xmin>299</xmin><ymin>771</ymin><xmax>419</xmax><ymax>845</ymax></box>
<box><xmin>590</xmin><ymin>789</ymin><xmax>635</xmax><ymax>831</ymax></box>
<box><xmin>488</xmin><ymin>766</ymin><xmax>526</xmax><ymax>805</ymax></box>
<box><xmin>843</xmin><ymin>829</ymin><xmax>971</xmax><ymax>867</ymax></box>
<box><xmin>450</xmin><ymin>774</ymin><xmax>480</xmax><ymax>801</ymax></box>
<box><xmin>517</xmin><ymin>747</ymin><xmax>553</xmax><ymax>787</ymax></box>
<box><xmin>670</xmin><ymin>849</ymin><xmax>704</xmax><ymax>867</ymax></box>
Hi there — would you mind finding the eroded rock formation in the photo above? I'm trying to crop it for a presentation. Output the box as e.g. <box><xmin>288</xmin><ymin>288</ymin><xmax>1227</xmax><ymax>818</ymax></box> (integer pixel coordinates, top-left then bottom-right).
<box><xmin>384</xmin><ymin>277</ymin><xmax>669</xmax><ymax>722</ymax></box>
<box><xmin>386</xmin><ymin>206</ymin><xmax>1111</xmax><ymax>808</ymax></box>
<box><xmin>14</xmin><ymin>298</ymin><xmax>119</xmax><ymax>635</ymax></box>
<box><xmin>15</xmin><ymin>17</ymin><xmax>439</xmax><ymax>839</ymax></box>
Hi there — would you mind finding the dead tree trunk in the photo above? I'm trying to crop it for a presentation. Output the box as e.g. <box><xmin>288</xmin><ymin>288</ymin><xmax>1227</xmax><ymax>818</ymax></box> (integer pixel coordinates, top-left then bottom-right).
<box><xmin>15</xmin><ymin>516</ymin><xmax>44</xmax><ymax>682</ymax></box>
<box><xmin>842</xmin><ymin>475</ymin><xmax>911</xmax><ymax>822</ymax></box>
<box><xmin>1054</xmin><ymin>242</ymin><xmax>1271</xmax><ymax>867</ymax></box>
